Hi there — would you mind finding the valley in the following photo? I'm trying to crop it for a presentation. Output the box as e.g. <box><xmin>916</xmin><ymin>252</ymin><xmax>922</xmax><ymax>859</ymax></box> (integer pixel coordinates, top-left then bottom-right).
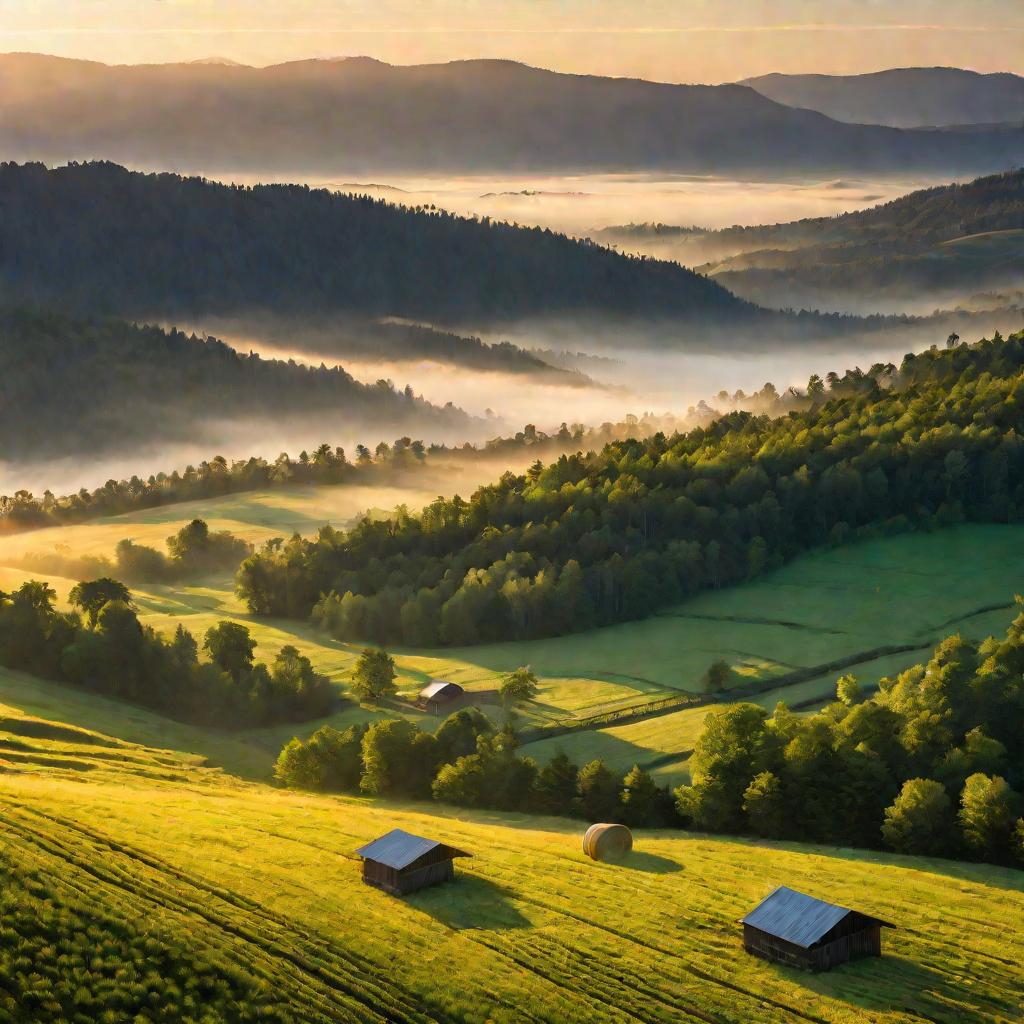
<box><xmin>1</xmin><ymin>15</ymin><xmax>1023</xmax><ymax>1021</ymax></box>
<box><xmin>2</xmin><ymin>479</ymin><xmax>1023</xmax><ymax>790</ymax></box>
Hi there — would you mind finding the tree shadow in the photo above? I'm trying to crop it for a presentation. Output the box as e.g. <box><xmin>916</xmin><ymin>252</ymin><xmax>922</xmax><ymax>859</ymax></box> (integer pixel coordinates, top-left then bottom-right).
<box><xmin>790</xmin><ymin>953</ymin><xmax>1022</xmax><ymax>1022</ymax></box>
<box><xmin>406</xmin><ymin>872</ymin><xmax>533</xmax><ymax>931</ymax></box>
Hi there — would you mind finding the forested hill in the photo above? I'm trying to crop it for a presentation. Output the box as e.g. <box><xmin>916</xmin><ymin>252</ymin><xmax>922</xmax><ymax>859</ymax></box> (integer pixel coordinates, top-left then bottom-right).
<box><xmin>0</xmin><ymin>308</ymin><xmax>468</xmax><ymax>460</ymax></box>
<box><xmin>237</xmin><ymin>329</ymin><xmax>1024</xmax><ymax>645</ymax></box>
<box><xmin>602</xmin><ymin>168</ymin><xmax>1024</xmax><ymax>256</ymax></box>
<box><xmin>0</xmin><ymin>161</ymin><xmax>746</xmax><ymax>326</ymax></box>
<box><xmin>1</xmin><ymin>53</ymin><xmax>1022</xmax><ymax>176</ymax></box>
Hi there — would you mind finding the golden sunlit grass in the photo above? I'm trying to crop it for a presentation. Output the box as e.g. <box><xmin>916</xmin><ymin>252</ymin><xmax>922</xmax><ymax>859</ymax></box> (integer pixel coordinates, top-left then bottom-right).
<box><xmin>1</xmin><ymin>699</ymin><xmax>1021</xmax><ymax>1024</ymax></box>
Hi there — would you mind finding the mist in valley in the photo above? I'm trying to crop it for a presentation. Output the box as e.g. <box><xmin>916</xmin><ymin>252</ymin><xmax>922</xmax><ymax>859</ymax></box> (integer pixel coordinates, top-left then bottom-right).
<box><xmin>239</xmin><ymin>170</ymin><xmax>931</xmax><ymax>238</ymax></box>
<box><xmin>5</xmin><ymin>166</ymin><xmax>1019</xmax><ymax>510</ymax></box>
<box><xmin>14</xmin><ymin>304</ymin><xmax>1006</xmax><ymax>505</ymax></box>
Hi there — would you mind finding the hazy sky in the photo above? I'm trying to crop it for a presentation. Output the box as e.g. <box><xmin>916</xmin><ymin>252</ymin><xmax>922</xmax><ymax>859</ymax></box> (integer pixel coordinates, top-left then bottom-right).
<box><xmin>1</xmin><ymin>1</ymin><xmax>1022</xmax><ymax>82</ymax></box>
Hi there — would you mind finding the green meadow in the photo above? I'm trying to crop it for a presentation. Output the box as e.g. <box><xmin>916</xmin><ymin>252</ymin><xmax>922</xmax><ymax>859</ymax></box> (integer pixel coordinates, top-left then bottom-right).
<box><xmin>3</xmin><ymin>484</ymin><xmax>1024</xmax><ymax>782</ymax></box>
<box><xmin>1</xmin><ymin>695</ymin><xmax>1022</xmax><ymax>1024</ymax></box>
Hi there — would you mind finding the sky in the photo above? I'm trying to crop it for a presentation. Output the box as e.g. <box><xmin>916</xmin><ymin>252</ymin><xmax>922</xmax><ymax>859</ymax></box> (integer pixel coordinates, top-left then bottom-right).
<box><xmin>0</xmin><ymin>0</ymin><xmax>1022</xmax><ymax>83</ymax></box>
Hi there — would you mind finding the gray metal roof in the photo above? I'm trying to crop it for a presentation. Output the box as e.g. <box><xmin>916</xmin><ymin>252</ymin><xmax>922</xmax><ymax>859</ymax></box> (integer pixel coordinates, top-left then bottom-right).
<box><xmin>419</xmin><ymin>680</ymin><xmax>463</xmax><ymax>700</ymax></box>
<box><xmin>355</xmin><ymin>828</ymin><xmax>468</xmax><ymax>870</ymax></box>
<box><xmin>742</xmin><ymin>887</ymin><xmax>872</xmax><ymax>948</ymax></box>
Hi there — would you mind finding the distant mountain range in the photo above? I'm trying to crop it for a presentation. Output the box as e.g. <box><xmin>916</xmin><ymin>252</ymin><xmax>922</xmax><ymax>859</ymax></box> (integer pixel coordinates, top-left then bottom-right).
<box><xmin>0</xmin><ymin>53</ymin><xmax>1022</xmax><ymax>177</ymax></box>
<box><xmin>742</xmin><ymin>68</ymin><xmax>1024</xmax><ymax>129</ymax></box>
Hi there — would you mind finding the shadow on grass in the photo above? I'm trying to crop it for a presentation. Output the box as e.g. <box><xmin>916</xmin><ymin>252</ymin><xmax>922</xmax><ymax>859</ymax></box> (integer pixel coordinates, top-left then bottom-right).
<box><xmin>790</xmin><ymin>953</ymin><xmax>1022</xmax><ymax>1022</ymax></box>
<box><xmin>619</xmin><ymin>850</ymin><xmax>684</xmax><ymax>874</ymax></box>
<box><xmin>406</xmin><ymin>873</ymin><xmax>532</xmax><ymax>931</ymax></box>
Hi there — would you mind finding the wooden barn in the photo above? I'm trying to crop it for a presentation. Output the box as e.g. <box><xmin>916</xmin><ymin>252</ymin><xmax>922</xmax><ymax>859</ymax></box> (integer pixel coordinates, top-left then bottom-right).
<box><xmin>356</xmin><ymin>828</ymin><xmax>471</xmax><ymax>896</ymax></box>
<box><xmin>419</xmin><ymin>679</ymin><xmax>464</xmax><ymax>713</ymax></box>
<box><xmin>741</xmin><ymin>886</ymin><xmax>894</xmax><ymax>971</ymax></box>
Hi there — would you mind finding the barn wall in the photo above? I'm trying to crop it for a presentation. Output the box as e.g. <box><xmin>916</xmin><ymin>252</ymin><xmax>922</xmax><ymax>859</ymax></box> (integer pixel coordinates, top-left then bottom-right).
<box><xmin>743</xmin><ymin>925</ymin><xmax>812</xmax><ymax>969</ymax></box>
<box><xmin>745</xmin><ymin>924</ymin><xmax>882</xmax><ymax>971</ymax></box>
<box><xmin>809</xmin><ymin>918</ymin><xmax>883</xmax><ymax>970</ymax></box>
<box><xmin>363</xmin><ymin>857</ymin><xmax>457</xmax><ymax>895</ymax></box>
<box><xmin>397</xmin><ymin>860</ymin><xmax>454</xmax><ymax>894</ymax></box>
<box><xmin>362</xmin><ymin>860</ymin><xmax>402</xmax><ymax>895</ymax></box>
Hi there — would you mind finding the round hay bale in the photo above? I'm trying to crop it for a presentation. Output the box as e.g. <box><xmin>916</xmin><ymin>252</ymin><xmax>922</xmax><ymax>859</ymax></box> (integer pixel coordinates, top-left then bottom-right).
<box><xmin>582</xmin><ymin>823</ymin><xmax>633</xmax><ymax>862</ymax></box>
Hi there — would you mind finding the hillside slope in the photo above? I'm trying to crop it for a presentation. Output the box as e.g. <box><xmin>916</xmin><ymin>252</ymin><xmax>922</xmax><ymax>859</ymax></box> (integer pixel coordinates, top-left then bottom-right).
<box><xmin>1</xmin><ymin>53</ymin><xmax>1022</xmax><ymax>176</ymax></box>
<box><xmin>0</xmin><ymin>698</ymin><xmax>1021</xmax><ymax>1023</ymax></box>
<box><xmin>743</xmin><ymin>68</ymin><xmax>1024</xmax><ymax>129</ymax></box>
<box><xmin>601</xmin><ymin>169</ymin><xmax>1024</xmax><ymax>262</ymax></box>
<box><xmin>599</xmin><ymin>169</ymin><xmax>1024</xmax><ymax>309</ymax></box>
<box><xmin>0</xmin><ymin>161</ymin><xmax>746</xmax><ymax>326</ymax></box>
<box><xmin>0</xmin><ymin>308</ymin><xmax>469</xmax><ymax>461</ymax></box>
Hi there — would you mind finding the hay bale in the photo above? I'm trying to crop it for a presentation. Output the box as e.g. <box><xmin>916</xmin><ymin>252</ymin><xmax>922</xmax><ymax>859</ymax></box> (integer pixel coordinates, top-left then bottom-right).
<box><xmin>582</xmin><ymin>823</ymin><xmax>633</xmax><ymax>862</ymax></box>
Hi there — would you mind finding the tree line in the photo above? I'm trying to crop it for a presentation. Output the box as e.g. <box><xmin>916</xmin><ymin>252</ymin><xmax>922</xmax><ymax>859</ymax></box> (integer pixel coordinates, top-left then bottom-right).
<box><xmin>237</xmin><ymin>329</ymin><xmax>1024</xmax><ymax>646</ymax></box>
<box><xmin>1</xmin><ymin>411</ymin><xmax>691</xmax><ymax>535</ymax></box>
<box><xmin>0</xmin><ymin>577</ymin><xmax>334</xmax><ymax>728</ymax></box>
<box><xmin>677</xmin><ymin>604</ymin><xmax>1024</xmax><ymax>868</ymax></box>
<box><xmin>276</xmin><ymin>709</ymin><xmax>675</xmax><ymax>829</ymax></box>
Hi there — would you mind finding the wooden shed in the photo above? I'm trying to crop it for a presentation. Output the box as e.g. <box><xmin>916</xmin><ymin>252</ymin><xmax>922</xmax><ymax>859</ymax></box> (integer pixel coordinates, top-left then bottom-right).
<box><xmin>419</xmin><ymin>679</ymin><xmax>464</xmax><ymax>712</ymax></box>
<box><xmin>355</xmin><ymin>828</ymin><xmax>471</xmax><ymax>896</ymax></box>
<box><xmin>741</xmin><ymin>886</ymin><xmax>894</xmax><ymax>971</ymax></box>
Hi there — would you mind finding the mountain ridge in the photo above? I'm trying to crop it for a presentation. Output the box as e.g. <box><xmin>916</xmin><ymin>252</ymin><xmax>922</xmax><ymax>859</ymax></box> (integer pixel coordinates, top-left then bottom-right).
<box><xmin>743</xmin><ymin>66</ymin><xmax>1024</xmax><ymax>129</ymax></box>
<box><xmin>1</xmin><ymin>53</ymin><xmax>1021</xmax><ymax>176</ymax></box>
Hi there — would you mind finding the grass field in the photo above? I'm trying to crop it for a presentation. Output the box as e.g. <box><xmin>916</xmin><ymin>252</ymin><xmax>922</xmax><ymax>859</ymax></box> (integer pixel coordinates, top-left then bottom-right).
<box><xmin>3</xmin><ymin>488</ymin><xmax>1024</xmax><ymax>781</ymax></box>
<box><xmin>1</xmin><ymin>694</ymin><xmax>1022</xmax><ymax>1024</ymax></box>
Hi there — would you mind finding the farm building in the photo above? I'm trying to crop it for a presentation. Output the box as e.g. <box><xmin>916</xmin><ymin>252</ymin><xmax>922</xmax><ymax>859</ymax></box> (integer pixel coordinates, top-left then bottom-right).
<box><xmin>741</xmin><ymin>886</ymin><xmax>894</xmax><ymax>971</ymax></box>
<box><xmin>356</xmin><ymin>828</ymin><xmax>471</xmax><ymax>896</ymax></box>
<box><xmin>419</xmin><ymin>679</ymin><xmax>464</xmax><ymax>712</ymax></box>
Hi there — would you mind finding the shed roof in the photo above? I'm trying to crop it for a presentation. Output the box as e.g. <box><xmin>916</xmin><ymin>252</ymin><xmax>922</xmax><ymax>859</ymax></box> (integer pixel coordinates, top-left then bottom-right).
<box><xmin>355</xmin><ymin>828</ymin><xmax>469</xmax><ymax>871</ymax></box>
<box><xmin>419</xmin><ymin>680</ymin><xmax>463</xmax><ymax>701</ymax></box>
<box><xmin>741</xmin><ymin>886</ymin><xmax>893</xmax><ymax>949</ymax></box>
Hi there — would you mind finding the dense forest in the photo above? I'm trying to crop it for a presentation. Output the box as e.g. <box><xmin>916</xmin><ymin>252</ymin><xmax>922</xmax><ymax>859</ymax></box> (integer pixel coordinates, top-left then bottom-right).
<box><xmin>0</xmin><ymin>576</ymin><xmax>334</xmax><ymax>728</ymax></box>
<box><xmin>0</xmin><ymin>162</ymin><xmax>746</xmax><ymax>325</ymax></box>
<box><xmin>0</xmin><ymin>307</ymin><xmax>466</xmax><ymax>460</ymax></box>
<box><xmin>236</xmin><ymin>329</ymin><xmax>1024</xmax><ymax>645</ymax></box>
<box><xmin>678</xmin><ymin>611</ymin><xmax>1024</xmax><ymax>867</ymax></box>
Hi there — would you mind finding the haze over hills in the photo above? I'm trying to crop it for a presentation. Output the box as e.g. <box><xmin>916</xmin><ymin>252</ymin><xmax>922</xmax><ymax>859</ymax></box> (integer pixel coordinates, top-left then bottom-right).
<box><xmin>0</xmin><ymin>308</ymin><xmax>471</xmax><ymax>462</ymax></box>
<box><xmin>1</xmin><ymin>53</ymin><xmax>1023</xmax><ymax>176</ymax></box>
<box><xmin>598</xmin><ymin>169</ymin><xmax>1024</xmax><ymax>314</ymax></box>
<box><xmin>742</xmin><ymin>67</ymin><xmax>1024</xmax><ymax>129</ymax></box>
